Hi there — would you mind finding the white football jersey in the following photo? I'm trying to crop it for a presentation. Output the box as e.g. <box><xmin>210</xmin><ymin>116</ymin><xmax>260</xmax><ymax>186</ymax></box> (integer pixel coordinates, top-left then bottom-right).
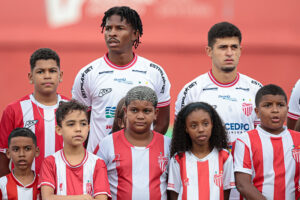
<box><xmin>175</xmin><ymin>70</ymin><xmax>262</xmax><ymax>143</ymax></box>
<box><xmin>72</xmin><ymin>53</ymin><xmax>171</xmax><ymax>153</ymax></box>
<box><xmin>288</xmin><ymin>79</ymin><xmax>300</xmax><ymax>121</ymax></box>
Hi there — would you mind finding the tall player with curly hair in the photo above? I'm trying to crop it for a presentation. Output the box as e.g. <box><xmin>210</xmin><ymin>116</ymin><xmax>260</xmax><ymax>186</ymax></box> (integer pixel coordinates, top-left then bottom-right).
<box><xmin>168</xmin><ymin>102</ymin><xmax>235</xmax><ymax>200</ymax></box>
<box><xmin>72</xmin><ymin>6</ymin><xmax>171</xmax><ymax>154</ymax></box>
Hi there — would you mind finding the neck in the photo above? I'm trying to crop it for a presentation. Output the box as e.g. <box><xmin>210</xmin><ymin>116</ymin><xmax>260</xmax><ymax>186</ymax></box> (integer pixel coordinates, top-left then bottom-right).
<box><xmin>12</xmin><ymin>168</ymin><xmax>34</xmax><ymax>185</ymax></box>
<box><xmin>107</xmin><ymin>51</ymin><xmax>134</xmax><ymax>66</ymax></box>
<box><xmin>211</xmin><ymin>67</ymin><xmax>237</xmax><ymax>84</ymax></box>
<box><xmin>33</xmin><ymin>92</ymin><xmax>58</xmax><ymax>106</ymax></box>
<box><xmin>191</xmin><ymin>143</ymin><xmax>212</xmax><ymax>159</ymax></box>
<box><xmin>124</xmin><ymin>129</ymin><xmax>153</xmax><ymax>147</ymax></box>
<box><xmin>63</xmin><ymin>145</ymin><xmax>86</xmax><ymax>166</ymax></box>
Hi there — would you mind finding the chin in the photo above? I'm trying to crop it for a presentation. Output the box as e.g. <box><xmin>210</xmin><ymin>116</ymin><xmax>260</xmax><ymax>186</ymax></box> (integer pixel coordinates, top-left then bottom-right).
<box><xmin>221</xmin><ymin>66</ymin><xmax>236</xmax><ymax>73</ymax></box>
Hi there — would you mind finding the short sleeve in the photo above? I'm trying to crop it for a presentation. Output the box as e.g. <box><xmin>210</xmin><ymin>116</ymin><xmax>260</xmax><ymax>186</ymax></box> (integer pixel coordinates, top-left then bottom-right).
<box><xmin>222</xmin><ymin>153</ymin><xmax>235</xmax><ymax>190</ymax></box>
<box><xmin>0</xmin><ymin>105</ymin><xmax>15</xmax><ymax>152</ymax></box>
<box><xmin>38</xmin><ymin>156</ymin><xmax>56</xmax><ymax>190</ymax></box>
<box><xmin>93</xmin><ymin>159</ymin><xmax>111</xmax><ymax>198</ymax></box>
<box><xmin>167</xmin><ymin>157</ymin><xmax>181</xmax><ymax>193</ymax></box>
<box><xmin>233</xmin><ymin>138</ymin><xmax>253</xmax><ymax>175</ymax></box>
<box><xmin>72</xmin><ymin>66</ymin><xmax>94</xmax><ymax>107</ymax></box>
<box><xmin>288</xmin><ymin>79</ymin><xmax>300</xmax><ymax>120</ymax></box>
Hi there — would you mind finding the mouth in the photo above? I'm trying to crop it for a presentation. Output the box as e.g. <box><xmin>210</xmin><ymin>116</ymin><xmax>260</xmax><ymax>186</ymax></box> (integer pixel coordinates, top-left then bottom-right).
<box><xmin>197</xmin><ymin>135</ymin><xmax>207</xmax><ymax>141</ymax></box>
<box><xmin>73</xmin><ymin>135</ymin><xmax>83</xmax><ymax>140</ymax></box>
<box><xmin>271</xmin><ymin>116</ymin><xmax>280</xmax><ymax>123</ymax></box>
<box><xmin>42</xmin><ymin>82</ymin><xmax>54</xmax><ymax>87</ymax></box>
<box><xmin>224</xmin><ymin>59</ymin><xmax>234</xmax><ymax>63</ymax></box>
<box><xmin>108</xmin><ymin>38</ymin><xmax>120</xmax><ymax>46</ymax></box>
<box><xmin>17</xmin><ymin>160</ymin><xmax>27</xmax><ymax>165</ymax></box>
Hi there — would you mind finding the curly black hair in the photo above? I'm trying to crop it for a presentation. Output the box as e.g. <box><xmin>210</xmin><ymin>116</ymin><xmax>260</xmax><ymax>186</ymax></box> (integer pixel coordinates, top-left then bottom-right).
<box><xmin>100</xmin><ymin>6</ymin><xmax>143</xmax><ymax>49</ymax></box>
<box><xmin>30</xmin><ymin>48</ymin><xmax>60</xmax><ymax>71</ymax></box>
<box><xmin>170</xmin><ymin>102</ymin><xmax>228</xmax><ymax>158</ymax></box>
<box><xmin>208</xmin><ymin>21</ymin><xmax>241</xmax><ymax>48</ymax></box>
<box><xmin>112</xmin><ymin>97</ymin><xmax>126</xmax><ymax>133</ymax></box>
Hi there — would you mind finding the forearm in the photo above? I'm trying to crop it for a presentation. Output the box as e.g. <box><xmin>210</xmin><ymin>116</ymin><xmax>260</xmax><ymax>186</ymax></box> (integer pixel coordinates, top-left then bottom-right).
<box><xmin>154</xmin><ymin>106</ymin><xmax>170</xmax><ymax>135</ymax></box>
<box><xmin>224</xmin><ymin>189</ymin><xmax>230</xmax><ymax>200</ymax></box>
<box><xmin>0</xmin><ymin>152</ymin><xmax>10</xmax><ymax>177</ymax></box>
<box><xmin>42</xmin><ymin>194</ymin><xmax>93</xmax><ymax>200</ymax></box>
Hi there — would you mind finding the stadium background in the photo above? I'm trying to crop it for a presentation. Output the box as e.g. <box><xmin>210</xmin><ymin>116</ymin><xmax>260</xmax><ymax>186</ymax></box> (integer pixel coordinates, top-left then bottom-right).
<box><xmin>0</xmin><ymin>0</ymin><xmax>299</xmax><ymax>136</ymax></box>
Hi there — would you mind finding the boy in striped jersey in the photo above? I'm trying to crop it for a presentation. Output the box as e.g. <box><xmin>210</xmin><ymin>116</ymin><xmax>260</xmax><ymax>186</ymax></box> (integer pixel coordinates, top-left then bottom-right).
<box><xmin>38</xmin><ymin>100</ymin><xmax>111</xmax><ymax>200</ymax></box>
<box><xmin>0</xmin><ymin>48</ymin><xmax>68</xmax><ymax>176</ymax></box>
<box><xmin>234</xmin><ymin>84</ymin><xmax>300</xmax><ymax>200</ymax></box>
<box><xmin>0</xmin><ymin>128</ymin><xmax>40</xmax><ymax>200</ymax></box>
<box><xmin>98</xmin><ymin>86</ymin><xmax>171</xmax><ymax>200</ymax></box>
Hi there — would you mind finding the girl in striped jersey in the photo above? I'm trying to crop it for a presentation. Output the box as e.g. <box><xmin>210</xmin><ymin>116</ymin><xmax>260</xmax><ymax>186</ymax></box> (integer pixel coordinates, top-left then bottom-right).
<box><xmin>168</xmin><ymin>102</ymin><xmax>235</xmax><ymax>200</ymax></box>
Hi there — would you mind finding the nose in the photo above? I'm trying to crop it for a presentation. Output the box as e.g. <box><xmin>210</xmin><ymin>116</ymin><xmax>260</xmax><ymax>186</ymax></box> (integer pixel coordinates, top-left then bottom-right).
<box><xmin>271</xmin><ymin>104</ymin><xmax>279</xmax><ymax>112</ymax></box>
<box><xmin>136</xmin><ymin>111</ymin><xmax>145</xmax><ymax>119</ymax></box>
<box><xmin>44</xmin><ymin>70</ymin><xmax>51</xmax><ymax>79</ymax></box>
<box><xmin>19</xmin><ymin>149</ymin><xmax>25</xmax><ymax>157</ymax></box>
<box><xmin>198</xmin><ymin>125</ymin><xmax>204</xmax><ymax>132</ymax></box>
<box><xmin>225</xmin><ymin>47</ymin><xmax>233</xmax><ymax>56</ymax></box>
<box><xmin>109</xmin><ymin>27</ymin><xmax>117</xmax><ymax>37</ymax></box>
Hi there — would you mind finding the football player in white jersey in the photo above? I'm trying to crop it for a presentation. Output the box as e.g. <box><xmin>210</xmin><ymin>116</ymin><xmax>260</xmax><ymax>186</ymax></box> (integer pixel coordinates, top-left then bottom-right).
<box><xmin>175</xmin><ymin>22</ymin><xmax>262</xmax><ymax>200</ymax></box>
<box><xmin>72</xmin><ymin>6</ymin><xmax>171</xmax><ymax>153</ymax></box>
<box><xmin>287</xmin><ymin>79</ymin><xmax>300</xmax><ymax>130</ymax></box>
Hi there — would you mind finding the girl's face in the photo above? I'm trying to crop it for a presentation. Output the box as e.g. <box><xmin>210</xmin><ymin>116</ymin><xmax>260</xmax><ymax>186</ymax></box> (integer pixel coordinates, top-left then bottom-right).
<box><xmin>185</xmin><ymin>109</ymin><xmax>213</xmax><ymax>147</ymax></box>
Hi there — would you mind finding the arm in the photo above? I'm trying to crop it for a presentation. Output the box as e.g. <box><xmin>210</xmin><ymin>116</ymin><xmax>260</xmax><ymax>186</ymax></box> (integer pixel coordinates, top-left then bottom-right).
<box><xmin>287</xmin><ymin>117</ymin><xmax>298</xmax><ymax>130</ymax></box>
<box><xmin>235</xmin><ymin>172</ymin><xmax>266</xmax><ymax>200</ymax></box>
<box><xmin>154</xmin><ymin>105</ymin><xmax>170</xmax><ymax>135</ymax></box>
<box><xmin>168</xmin><ymin>190</ymin><xmax>178</xmax><ymax>200</ymax></box>
<box><xmin>224</xmin><ymin>189</ymin><xmax>230</xmax><ymax>200</ymax></box>
<box><xmin>41</xmin><ymin>185</ymin><xmax>94</xmax><ymax>200</ymax></box>
<box><xmin>0</xmin><ymin>152</ymin><xmax>10</xmax><ymax>177</ymax></box>
<box><xmin>94</xmin><ymin>195</ymin><xmax>108</xmax><ymax>200</ymax></box>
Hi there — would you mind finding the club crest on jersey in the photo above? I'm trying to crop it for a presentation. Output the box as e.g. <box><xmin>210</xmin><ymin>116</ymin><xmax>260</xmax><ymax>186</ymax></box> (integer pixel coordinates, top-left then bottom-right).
<box><xmin>24</xmin><ymin>120</ymin><xmax>38</xmax><ymax>128</ymax></box>
<box><xmin>112</xmin><ymin>154</ymin><xmax>121</xmax><ymax>167</ymax></box>
<box><xmin>242</xmin><ymin>103</ymin><xmax>253</xmax><ymax>116</ymax></box>
<box><xmin>59</xmin><ymin>183</ymin><xmax>63</xmax><ymax>192</ymax></box>
<box><xmin>292</xmin><ymin>145</ymin><xmax>300</xmax><ymax>163</ymax></box>
<box><xmin>214</xmin><ymin>171</ymin><xmax>223</xmax><ymax>188</ymax></box>
<box><xmin>183</xmin><ymin>178</ymin><xmax>189</xmax><ymax>186</ymax></box>
<box><xmin>98</xmin><ymin>88</ymin><xmax>112</xmax><ymax>97</ymax></box>
<box><xmin>158</xmin><ymin>152</ymin><xmax>168</xmax><ymax>173</ymax></box>
<box><xmin>86</xmin><ymin>181</ymin><xmax>93</xmax><ymax>195</ymax></box>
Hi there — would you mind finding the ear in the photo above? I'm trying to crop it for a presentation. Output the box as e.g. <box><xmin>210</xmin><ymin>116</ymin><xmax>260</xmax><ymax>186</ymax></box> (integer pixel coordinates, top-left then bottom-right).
<box><xmin>28</xmin><ymin>72</ymin><xmax>33</xmax><ymax>84</ymax></box>
<box><xmin>154</xmin><ymin>108</ymin><xmax>159</xmax><ymax>121</ymax></box>
<box><xmin>35</xmin><ymin>146</ymin><xmax>40</xmax><ymax>158</ymax></box>
<box><xmin>56</xmin><ymin>125</ymin><xmax>62</xmax><ymax>136</ymax></box>
<box><xmin>205</xmin><ymin>46</ymin><xmax>212</xmax><ymax>58</ymax></box>
<box><xmin>254</xmin><ymin>107</ymin><xmax>259</xmax><ymax>119</ymax></box>
<box><xmin>132</xmin><ymin>30</ymin><xmax>139</xmax><ymax>41</ymax></box>
<box><xmin>59</xmin><ymin>71</ymin><xmax>63</xmax><ymax>83</ymax></box>
<box><xmin>6</xmin><ymin>149</ymin><xmax>11</xmax><ymax>160</ymax></box>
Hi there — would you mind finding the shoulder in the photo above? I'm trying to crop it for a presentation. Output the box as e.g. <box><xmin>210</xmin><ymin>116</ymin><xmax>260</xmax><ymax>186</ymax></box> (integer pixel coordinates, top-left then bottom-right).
<box><xmin>239</xmin><ymin>73</ymin><xmax>263</xmax><ymax>89</ymax></box>
<box><xmin>137</xmin><ymin>56</ymin><xmax>165</xmax><ymax>72</ymax></box>
<box><xmin>291</xmin><ymin>79</ymin><xmax>300</xmax><ymax>93</ymax></box>
<box><xmin>75</xmin><ymin>57</ymin><xmax>104</xmax><ymax>77</ymax></box>
<box><xmin>2</xmin><ymin>95</ymin><xmax>31</xmax><ymax>112</ymax></box>
<box><xmin>0</xmin><ymin>174</ymin><xmax>8</xmax><ymax>185</ymax></box>
<box><xmin>180</xmin><ymin>73</ymin><xmax>208</xmax><ymax>92</ymax></box>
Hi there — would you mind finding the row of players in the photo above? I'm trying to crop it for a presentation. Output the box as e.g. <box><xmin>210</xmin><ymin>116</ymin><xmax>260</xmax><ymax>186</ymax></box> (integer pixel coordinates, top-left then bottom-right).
<box><xmin>0</xmin><ymin>5</ymin><xmax>299</xmax><ymax>200</ymax></box>
<box><xmin>1</xmin><ymin>84</ymin><xmax>299</xmax><ymax>200</ymax></box>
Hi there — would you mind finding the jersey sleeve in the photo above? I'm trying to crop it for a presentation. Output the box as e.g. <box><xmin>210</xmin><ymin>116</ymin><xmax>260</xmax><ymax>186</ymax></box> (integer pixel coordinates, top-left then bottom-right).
<box><xmin>233</xmin><ymin>137</ymin><xmax>253</xmax><ymax>175</ymax></box>
<box><xmin>93</xmin><ymin>159</ymin><xmax>111</xmax><ymax>198</ymax></box>
<box><xmin>0</xmin><ymin>105</ymin><xmax>16</xmax><ymax>152</ymax></box>
<box><xmin>38</xmin><ymin>156</ymin><xmax>56</xmax><ymax>190</ymax></box>
<box><xmin>72</xmin><ymin>65</ymin><xmax>95</xmax><ymax>107</ymax></box>
<box><xmin>167</xmin><ymin>156</ymin><xmax>181</xmax><ymax>193</ymax></box>
<box><xmin>97</xmin><ymin>137</ymin><xmax>111</xmax><ymax>166</ymax></box>
<box><xmin>223</xmin><ymin>153</ymin><xmax>235</xmax><ymax>190</ymax></box>
<box><xmin>288</xmin><ymin>79</ymin><xmax>300</xmax><ymax>120</ymax></box>
<box><xmin>149</xmin><ymin>63</ymin><xmax>171</xmax><ymax>108</ymax></box>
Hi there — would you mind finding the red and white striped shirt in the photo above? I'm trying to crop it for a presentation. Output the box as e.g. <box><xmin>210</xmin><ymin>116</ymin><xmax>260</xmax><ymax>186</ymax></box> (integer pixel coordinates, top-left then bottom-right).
<box><xmin>0</xmin><ymin>172</ymin><xmax>39</xmax><ymax>200</ymax></box>
<box><xmin>288</xmin><ymin>79</ymin><xmax>300</xmax><ymax>121</ymax></box>
<box><xmin>167</xmin><ymin>148</ymin><xmax>235</xmax><ymax>200</ymax></box>
<box><xmin>38</xmin><ymin>149</ymin><xmax>111</xmax><ymax>198</ymax></box>
<box><xmin>0</xmin><ymin>94</ymin><xmax>68</xmax><ymax>174</ymax></box>
<box><xmin>234</xmin><ymin>126</ymin><xmax>300</xmax><ymax>200</ymax></box>
<box><xmin>98</xmin><ymin>129</ymin><xmax>171</xmax><ymax>200</ymax></box>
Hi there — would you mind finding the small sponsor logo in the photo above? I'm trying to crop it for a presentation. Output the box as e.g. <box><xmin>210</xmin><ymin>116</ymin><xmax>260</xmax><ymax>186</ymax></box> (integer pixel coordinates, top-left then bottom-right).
<box><xmin>214</xmin><ymin>171</ymin><xmax>223</xmax><ymax>188</ymax></box>
<box><xmin>112</xmin><ymin>154</ymin><xmax>121</xmax><ymax>167</ymax></box>
<box><xmin>106</xmin><ymin>125</ymin><xmax>112</xmax><ymax>129</ymax></box>
<box><xmin>181</xmin><ymin>81</ymin><xmax>197</xmax><ymax>108</ymax></box>
<box><xmin>158</xmin><ymin>152</ymin><xmax>168</xmax><ymax>173</ymax></box>
<box><xmin>168</xmin><ymin>183</ymin><xmax>175</xmax><ymax>189</ymax></box>
<box><xmin>113</xmin><ymin>78</ymin><xmax>133</xmax><ymax>85</ymax></box>
<box><xmin>24</xmin><ymin>120</ymin><xmax>38</xmax><ymax>128</ymax></box>
<box><xmin>86</xmin><ymin>181</ymin><xmax>93</xmax><ymax>195</ymax></box>
<box><xmin>105</xmin><ymin>107</ymin><xmax>116</xmax><ymax>118</ymax></box>
<box><xmin>99</xmin><ymin>70</ymin><xmax>113</xmax><ymax>75</ymax></box>
<box><xmin>242</xmin><ymin>103</ymin><xmax>253</xmax><ymax>116</ymax></box>
<box><xmin>150</xmin><ymin>63</ymin><xmax>166</xmax><ymax>94</ymax></box>
<box><xmin>251</xmin><ymin>80</ymin><xmax>263</xmax><ymax>87</ymax></box>
<box><xmin>132</xmin><ymin>69</ymin><xmax>147</xmax><ymax>74</ymax></box>
<box><xmin>184</xmin><ymin>178</ymin><xmax>189</xmax><ymax>186</ymax></box>
<box><xmin>59</xmin><ymin>183</ymin><xmax>63</xmax><ymax>192</ymax></box>
<box><xmin>98</xmin><ymin>88</ymin><xmax>112</xmax><ymax>97</ymax></box>
<box><xmin>80</xmin><ymin>66</ymin><xmax>93</xmax><ymax>98</ymax></box>
<box><xmin>225</xmin><ymin>123</ymin><xmax>250</xmax><ymax>135</ymax></box>
<box><xmin>236</xmin><ymin>87</ymin><xmax>250</xmax><ymax>91</ymax></box>
<box><xmin>202</xmin><ymin>87</ymin><xmax>218</xmax><ymax>91</ymax></box>
<box><xmin>292</xmin><ymin>146</ymin><xmax>300</xmax><ymax>163</ymax></box>
<box><xmin>218</xmin><ymin>95</ymin><xmax>237</xmax><ymax>102</ymax></box>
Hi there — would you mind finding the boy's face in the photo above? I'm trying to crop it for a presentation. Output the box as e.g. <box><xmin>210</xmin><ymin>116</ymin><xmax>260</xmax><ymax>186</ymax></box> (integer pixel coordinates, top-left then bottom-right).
<box><xmin>56</xmin><ymin>110</ymin><xmax>89</xmax><ymax>147</ymax></box>
<box><xmin>6</xmin><ymin>137</ymin><xmax>40</xmax><ymax>171</ymax></box>
<box><xmin>104</xmin><ymin>14</ymin><xmax>138</xmax><ymax>54</ymax></box>
<box><xmin>124</xmin><ymin>100</ymin><xmax>158</xmax><ymax>134</ymax></box>
<box><xmin>255</xmin><ymin>94</ymin><xmax>288</xmax><ymax>134</ymax></box>
<box><xmin>28</xmin><ymin>59</ymin><xmax>63</xmax><ymax>96</ymax></box>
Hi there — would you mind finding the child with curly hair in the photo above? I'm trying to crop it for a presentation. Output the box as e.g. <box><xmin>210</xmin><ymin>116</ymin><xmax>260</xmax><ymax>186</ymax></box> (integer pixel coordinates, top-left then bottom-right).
<box><xmin>168</xmin><ymin>102</ymin><xmax>235</xmax><ymax>200</ymax></box>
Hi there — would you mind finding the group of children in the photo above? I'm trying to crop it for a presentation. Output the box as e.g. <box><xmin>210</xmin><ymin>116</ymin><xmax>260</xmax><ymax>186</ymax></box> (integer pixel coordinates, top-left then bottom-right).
<box><xmin>1</xmin><ymin>62</ymin><xmax>299</xmax><ymax>200</ymax></box>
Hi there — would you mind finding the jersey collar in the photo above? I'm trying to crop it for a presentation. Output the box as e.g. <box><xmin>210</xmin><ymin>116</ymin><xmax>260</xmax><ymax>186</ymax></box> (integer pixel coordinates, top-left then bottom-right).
<box><xmin>61</xmin><ymin>149</ymin><xmax>88</xmax><ymax>169</ymax></box>
<box><xmin>11</xmin><ymin>171</ymin><xmax>37</xmax><ymax>188</ymax></box>
<box><xmin>208</xmin><ymin>69</ymin><xmax>240</xmax><ymax>87</ymax></box>
<box><xmin>104</xmin><ymin>53</ymin><xmax>137</xmax><ymax>70</ymax></box>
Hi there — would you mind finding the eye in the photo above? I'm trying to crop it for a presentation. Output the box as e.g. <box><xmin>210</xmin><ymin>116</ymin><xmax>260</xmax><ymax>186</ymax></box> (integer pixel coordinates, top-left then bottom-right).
<box><xmin>81</xmin><ymin>122</ymin><xmax>88</xmax><ymax>126</ymax></box>
<box><xmin>50</xmin><ymin>69</ymin><xmax>58</xmax><ymax>73</ymax></box>
<box><xmin>36</xmin><ymin>70</ymin><xmax>43</xmax><ymax>74</ymax></box>
<box><xmin>105</xmin><ymin>26</ymin><xmax>111</xmax><ymax>31</ymax></box>
<box><xmin>131</xmin><ymin>108</ymin><xmax>138</xmax><ymax>113</ymax></box>
<box><xmin>67</xmin><ymin>123</ymin><xmax>74</xmax><ymax>127</ymax></box>
<box><xmin>25</xmin><ymin>146</ymin><xmax>32</xmax><ymax>151</ymax></box>
<box><xmin>12</xmin><ymin>147</ymin><xmax>19</xmax><ymax>152</ymax></box>
<box><xmin>191</xmin><ymin>124</ymin><xmax>197</xmax><ymax>129</ymax></box>
<box><xmin>203</xmin><ymin>121</ymin><xmax>209</xmax><ymax>127</ymax></box>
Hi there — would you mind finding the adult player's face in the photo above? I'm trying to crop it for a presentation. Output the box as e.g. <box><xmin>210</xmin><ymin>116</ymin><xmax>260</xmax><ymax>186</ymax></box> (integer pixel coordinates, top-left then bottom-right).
<box><xmin>185</xmin><ymin>109</ymin><xmax>212</xmax><ymax>149</ymax></box>
<box><xmin>125</xmin><ymin>100</ymin><xmax>158</xmax><ymax>135</ymax></box>
<box><xmin>6</xmin><ymin>137</ymin><xmax>39</xmax><ymax>171</ymax></box>
<box><xmin>206</xmin><ymin>37</ymin><xmax>241</xmax><ymax>73</ymax></box>
<box><xmin>255</xmin><ymin>95</ymin><xmax>288</xmax><ymax>134</ymax></box>
<box><xmin>56</xmin><ymin>110</ymin><xmax>90</xmax><ymax>147</ymax></box>
<box><xmin>28</xmin><ymin>59</ymin><xmax>63</xmax><ymax>96</ymax></box>
<box><xmin>104</xmin><ymin>14</ymin><xmax>138</xmax><ymax>54</ymax></box>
